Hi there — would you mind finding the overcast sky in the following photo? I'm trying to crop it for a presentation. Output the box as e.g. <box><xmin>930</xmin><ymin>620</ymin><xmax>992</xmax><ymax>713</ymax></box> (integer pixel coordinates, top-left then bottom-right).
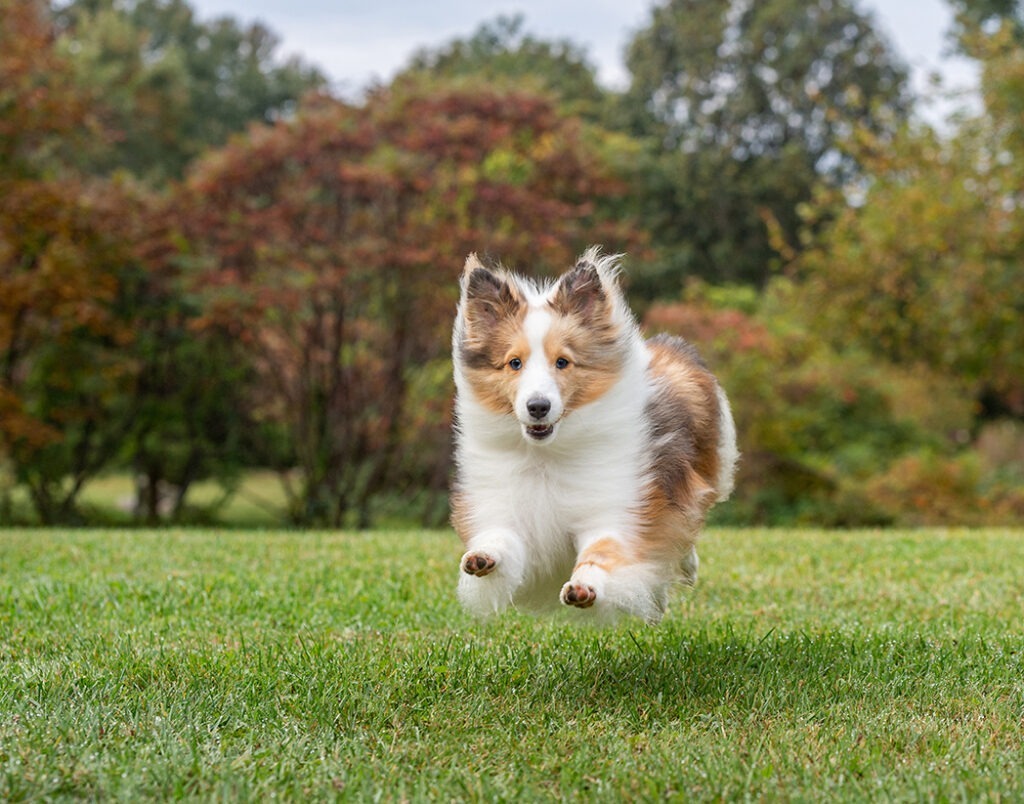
<box><xmin>188</xmin><ymin>0</ymin><xmax>980</xmax><ymax>120</ymax></box>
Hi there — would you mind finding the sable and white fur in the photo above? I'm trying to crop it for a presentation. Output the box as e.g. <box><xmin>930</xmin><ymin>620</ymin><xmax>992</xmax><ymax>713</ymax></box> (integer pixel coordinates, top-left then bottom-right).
<box><xmin>451</xmin><ymin>248</ymin><xmax>738</xmax><ymax>624</ymax></box>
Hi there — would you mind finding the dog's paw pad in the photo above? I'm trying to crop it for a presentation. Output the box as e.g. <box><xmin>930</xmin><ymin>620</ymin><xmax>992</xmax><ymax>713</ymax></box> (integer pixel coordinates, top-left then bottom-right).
<box><xmin>461</xmin><ymin>552</ymin><xmax>497</xmax><ymax>577</ymax></box>
<box><xmin>560</xmin><ymin>582</ymin><xmax>597</xmax><ymax>609</ymax></box>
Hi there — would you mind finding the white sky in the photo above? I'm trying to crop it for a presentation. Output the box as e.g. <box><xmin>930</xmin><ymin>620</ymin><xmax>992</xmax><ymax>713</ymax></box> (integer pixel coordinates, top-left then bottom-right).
<box><xmin>189</xmin><ymin>0</ymin><xmax>981</xmax><ymax>122</ymax></box>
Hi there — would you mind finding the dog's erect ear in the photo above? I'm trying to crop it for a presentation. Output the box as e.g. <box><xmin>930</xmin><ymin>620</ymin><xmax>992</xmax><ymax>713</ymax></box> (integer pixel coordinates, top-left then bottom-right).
<box><xmin>553</xmin><ymin>261</ymin><xmax>607</xmax><ymax>317</ymax></box>
<box><xmin>461</xmin><ymin>253</ymin><xmax>485</xmax><ymax>282</ymax></box>
<box><xmin>461</xmin><ymin>254</ymin><xmax>519</xmax><ymax>326</ymax></box>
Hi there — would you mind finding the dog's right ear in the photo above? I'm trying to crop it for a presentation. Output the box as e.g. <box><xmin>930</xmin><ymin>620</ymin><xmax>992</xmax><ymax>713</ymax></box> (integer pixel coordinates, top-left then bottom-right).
<box><xmin>461</xmin><ymin>253</ymin><xmax>485</xmax><ymax>283</ymax></box>
<box><xmin>461</xmin><ymin>254</ymin><xmax>519</xmax><ymax>326</ymax></box>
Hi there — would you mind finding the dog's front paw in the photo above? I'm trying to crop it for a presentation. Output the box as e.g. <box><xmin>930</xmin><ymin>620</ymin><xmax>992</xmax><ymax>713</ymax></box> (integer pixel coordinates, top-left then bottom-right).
<box><xmin>461</xmin><ymin>551</ymin><xmax>497</xmax><ymax>577</ymax></box>
<box><xmin>560</xmin><ymin>581</ymin><xmax>597</xmax><ymax>609</ymax></box>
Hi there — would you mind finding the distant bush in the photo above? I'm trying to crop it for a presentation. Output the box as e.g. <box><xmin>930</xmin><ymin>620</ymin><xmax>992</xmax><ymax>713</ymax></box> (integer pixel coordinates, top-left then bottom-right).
<box><xmin>646</xmin><ymin>281</ymin><xmax>1019</xmax><ymax>527</ymax></box>
<box><xmin>861</xmin><ymin>451</ymin><xmax>1024</xmax><ymax>526</ymax></box>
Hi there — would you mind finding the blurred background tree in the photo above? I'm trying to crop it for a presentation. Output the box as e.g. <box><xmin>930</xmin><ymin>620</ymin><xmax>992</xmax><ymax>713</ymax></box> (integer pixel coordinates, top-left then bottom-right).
<box><xmin>53</xmin><ymin>0</ymin><xmax>326</xmax><ymax>181</ymax></box>
<box><xmin>1</xmin><ymin>0</ymin><xmax>276</xmax><ymax>523</ymax></box>
<box><xmin>0</xmin><ymin>0</ymin><xmax>135</xmax><ymax>522</ymax></box>
<box><xmin>115</xmin><ymin>200</ymin><xmax>258</xmax><ymax>524</ymax></box>
<box><xmin>621</xmin><ymin>0</ymin><xmax>912</xmax><ymax>292</ymax></box>
<box><xmin>775</xmin><ymin>7</ymin><xmax>1024</xmax><ymax>523</ymax></box>
<box><xmin>402</xmin><ymin>14</ymin><xmax>611</xmax><ymax>121</ymax></box>
<box><xmin>950</xmin><ymin>0</ymin><xmax>1024</xmax><ymax>43</ymax></box>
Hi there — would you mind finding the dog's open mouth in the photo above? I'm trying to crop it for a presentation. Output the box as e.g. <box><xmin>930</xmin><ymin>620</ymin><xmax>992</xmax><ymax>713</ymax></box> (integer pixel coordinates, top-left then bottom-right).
<box><xmin>524</xmin><ymin>423</ymin><xmax>555</xmax><ymax>441</ymax></box>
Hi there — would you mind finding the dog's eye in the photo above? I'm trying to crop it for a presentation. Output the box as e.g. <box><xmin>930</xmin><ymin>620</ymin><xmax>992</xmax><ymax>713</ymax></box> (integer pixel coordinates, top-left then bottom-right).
<box><xmin>555</xmin><ymin>357</ymin><xmax>570</xmax><ymax>370</ymax></box>
<box><xmin>508</xmin><ymin>357</ymin><xmax>523</xmax><ymax>371</ymax></box>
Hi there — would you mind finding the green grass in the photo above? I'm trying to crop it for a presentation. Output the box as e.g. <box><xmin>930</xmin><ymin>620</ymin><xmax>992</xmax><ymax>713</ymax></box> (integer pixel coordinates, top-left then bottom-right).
<box><xmin>1</xmin><ymin>528</ymin><xmax>1023</xmax><ymax>800</ymax></box>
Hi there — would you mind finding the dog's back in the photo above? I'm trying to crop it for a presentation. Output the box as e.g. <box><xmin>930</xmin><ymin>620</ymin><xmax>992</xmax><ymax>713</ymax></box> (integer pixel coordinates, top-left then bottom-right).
<box><xmin>637</xmin><ymin>333</ymin><xmax>737</xmax><ymax>575</ymax></box>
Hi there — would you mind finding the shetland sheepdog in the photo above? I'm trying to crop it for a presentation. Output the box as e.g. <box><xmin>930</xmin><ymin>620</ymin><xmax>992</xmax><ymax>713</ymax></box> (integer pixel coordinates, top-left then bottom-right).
<box><xmin>451</xmin><ymin>248</ymin><xmax>738</xmax><ymax>624</ymax></box>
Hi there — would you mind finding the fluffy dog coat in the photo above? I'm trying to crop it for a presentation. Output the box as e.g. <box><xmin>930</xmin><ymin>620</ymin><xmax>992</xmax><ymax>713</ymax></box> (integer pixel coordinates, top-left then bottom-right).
<box><xmin>451</xmin><ymin>248</ymin><xmax>738</xmax><ymax>623</ymax></box>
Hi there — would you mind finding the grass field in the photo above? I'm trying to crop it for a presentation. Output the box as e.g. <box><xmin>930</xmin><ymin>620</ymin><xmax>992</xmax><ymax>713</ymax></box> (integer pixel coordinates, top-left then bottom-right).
<box><xmin>1</xmin><ymin>528</ymin><xmax>1023</xmax><ymax>800</ymax></box>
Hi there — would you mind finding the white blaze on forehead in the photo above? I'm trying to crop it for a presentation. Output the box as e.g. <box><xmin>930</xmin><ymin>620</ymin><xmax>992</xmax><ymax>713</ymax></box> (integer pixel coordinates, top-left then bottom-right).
<box><xmin>523</xmin><ymin>304</ymin><xmax>552</xmax><ymax>349</ymax></box>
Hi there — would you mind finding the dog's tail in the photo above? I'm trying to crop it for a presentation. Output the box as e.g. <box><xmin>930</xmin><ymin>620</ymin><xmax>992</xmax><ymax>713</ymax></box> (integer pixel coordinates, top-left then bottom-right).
<box><xmin>714</xmin><ymin>384</ymin><xmax>739</xmax><ymax>502</ymax></box>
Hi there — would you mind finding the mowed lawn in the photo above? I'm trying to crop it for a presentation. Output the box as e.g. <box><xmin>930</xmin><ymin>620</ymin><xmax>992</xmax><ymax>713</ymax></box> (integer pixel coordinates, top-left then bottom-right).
<box><xmin>1</xmin><ymin>528</ymin><xmax>1023</xmax><ymax>800</ymax></box>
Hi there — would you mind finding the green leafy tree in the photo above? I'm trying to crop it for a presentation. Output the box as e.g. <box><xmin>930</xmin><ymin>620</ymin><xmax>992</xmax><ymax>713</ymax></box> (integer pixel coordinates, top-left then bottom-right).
<box><xmin>796</xmin><ymin>132</ymin><xmax>1023</xmax><ymax>413</ymax></box>
<box><xmin>0</xmin><ymin>176</ymin><xmax>144</xmax><ymax>524</ymax></box>
<box><xmin>53</xmin><ymin>0</ymin><xmax>326</xmax><ymax>181</ymax></box>
<box><xmin>115</xmin><ymin>204</ymin><xmax>259</xmax><ymax>524</ymax></box>
<box><xmin>792</xmin><ymin>21</ymin><xmax>1024</xmax><ymax>422</ymax></box>
<box><xmin>402</xmin><ymin>15</ymin><xmax>609</xmax><ymax>119</ymax></box>
<box><xmin>622</xmin><ymin>0</ymin><xmax>912</xmax><ymax>289</ymax></box>
<box><xmin>950</xmin><ymin>0</ymin><xmax>1024</xmax><ymax>45</ymax></box>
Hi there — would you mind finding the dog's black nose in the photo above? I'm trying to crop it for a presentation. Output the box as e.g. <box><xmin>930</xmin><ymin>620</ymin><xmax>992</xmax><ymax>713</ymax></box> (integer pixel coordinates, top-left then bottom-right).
<box><xmin>527</xmin><ymin>397</ymin><xmax>551</xmax><ymax>420</ymax></box>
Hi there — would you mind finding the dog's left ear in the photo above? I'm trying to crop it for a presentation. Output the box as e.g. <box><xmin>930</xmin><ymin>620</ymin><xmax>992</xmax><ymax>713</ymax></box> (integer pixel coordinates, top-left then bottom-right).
<box><xmin>553</xmin><ymin>260</ymin><xmax>607</xmax><ymax>317</ymax></box>
<box><xmin>460</xmin><ymin>254</ymin><xmax>520</xmax><ymax>329</ymax></box>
